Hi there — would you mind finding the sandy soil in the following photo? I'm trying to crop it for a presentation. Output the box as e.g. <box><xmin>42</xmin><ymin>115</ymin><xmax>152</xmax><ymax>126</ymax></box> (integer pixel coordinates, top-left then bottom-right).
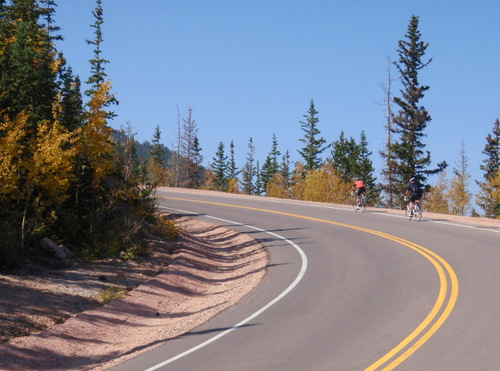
<box><xmin>0</xmin><ymin>215</ymin><xmax>268</xmax><ymax>371</ymax></box>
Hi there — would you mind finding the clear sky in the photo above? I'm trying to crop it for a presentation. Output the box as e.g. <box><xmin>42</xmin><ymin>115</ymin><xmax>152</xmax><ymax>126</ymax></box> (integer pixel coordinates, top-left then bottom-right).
<box><xmin>54</xmin><ymin>1</ymin><xmax>500</xmax><ymax>196</ymax></box>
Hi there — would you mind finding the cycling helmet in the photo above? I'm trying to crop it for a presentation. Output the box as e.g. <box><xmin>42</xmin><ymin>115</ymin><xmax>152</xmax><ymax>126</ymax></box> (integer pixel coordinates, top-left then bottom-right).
<box><xmin>410</xmin><ymin>177</ymin><xmax>415</xmax><ymax>182</ymax></box>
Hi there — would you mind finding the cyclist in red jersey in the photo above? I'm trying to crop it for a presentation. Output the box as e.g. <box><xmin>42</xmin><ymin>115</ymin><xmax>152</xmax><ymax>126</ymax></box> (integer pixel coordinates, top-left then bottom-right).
<box><xmin>352</xmin><ymin>178</ymin><xmax>366</xmax><ymax>211</ymax></box>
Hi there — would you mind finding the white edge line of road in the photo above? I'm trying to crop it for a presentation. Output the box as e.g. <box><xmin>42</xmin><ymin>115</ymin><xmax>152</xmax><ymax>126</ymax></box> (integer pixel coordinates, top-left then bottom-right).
<box><xmin>144</xmin><ymin>207</ymin><xmax>308</xmax><ymax>371</ymax></box>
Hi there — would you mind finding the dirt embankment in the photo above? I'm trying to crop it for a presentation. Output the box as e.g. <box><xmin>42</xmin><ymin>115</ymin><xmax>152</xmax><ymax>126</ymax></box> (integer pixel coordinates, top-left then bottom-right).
<box><xmin>0</xmin><ymin>215</ymin><xmax>268</xmax><ymax>371</ymax></box>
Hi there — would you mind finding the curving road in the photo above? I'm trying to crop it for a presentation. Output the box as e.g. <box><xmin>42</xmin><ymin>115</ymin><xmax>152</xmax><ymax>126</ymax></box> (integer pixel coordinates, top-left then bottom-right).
<box><xmin>112</xmin><ymin>188</ymin><xmax>500</xmax><ymax>371</ymax></box>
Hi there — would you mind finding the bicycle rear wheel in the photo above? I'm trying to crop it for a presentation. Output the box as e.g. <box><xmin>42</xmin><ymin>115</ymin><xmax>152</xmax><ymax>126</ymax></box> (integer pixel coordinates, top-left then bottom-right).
<box><xmin>415</xmin><ymin>206</ymin><xmax>422</xmax><ymax>221</ymax></box>
<box><xmin>361</xmin><ymin>198</ymin><xmax>367</xmax><ymax>213</ymax></box>
<box><xmin>350</xmin><ymin>196</ymin><xmax>356</xmax><ymax>211</ymax></box>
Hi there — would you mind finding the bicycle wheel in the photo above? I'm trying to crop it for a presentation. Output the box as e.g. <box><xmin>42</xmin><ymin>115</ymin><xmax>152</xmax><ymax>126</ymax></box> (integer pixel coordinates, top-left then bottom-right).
<box><xmin>405</xmin><ymin>203</ymin><xmax>411</xmax><ymax>219</ymax></box>
<box><xmin>415</xmin><ymin>206</ymin><xmax>422</xmax><ymax>221</ymax></box>
<box><xmin>361</xmin><ymin>197</ymin><xmax>367</xmax><ymax>213</ymax></box>
<box><xmin>350</xmin><ymin>196</ymin><xmax>356</xmax><ymax>211</ymax></box>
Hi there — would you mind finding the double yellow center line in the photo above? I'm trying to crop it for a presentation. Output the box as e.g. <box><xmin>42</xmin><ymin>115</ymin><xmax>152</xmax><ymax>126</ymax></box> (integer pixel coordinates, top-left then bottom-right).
<box><xmin>160</xmin><ymin>195</ymin><xmax>459</xmax><ymax>370</ymax></box>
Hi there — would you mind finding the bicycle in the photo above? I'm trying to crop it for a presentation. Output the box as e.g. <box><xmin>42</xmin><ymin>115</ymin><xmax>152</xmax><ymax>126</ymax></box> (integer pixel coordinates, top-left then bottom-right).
<box><xmin>351</xmin><ymin>192</ymin><xmax>367</xmax><ymax>213</ymax></box>
<box><xmin>405</xmin><ymin>197</ymin><xmax>422</xmax><ymax>221</ymax></box>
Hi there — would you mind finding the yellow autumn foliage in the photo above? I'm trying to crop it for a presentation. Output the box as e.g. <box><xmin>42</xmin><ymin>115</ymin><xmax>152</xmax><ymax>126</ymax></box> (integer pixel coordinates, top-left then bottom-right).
<box><xmin>425</xmin><ymin>171</ymin><xmax>449</xmax><ymax>214</ymax></box>
<box><xmin>227</xmin><ymin>178</ymin><xmax>240</xmax><ymax>193</ymax></box>
<box><xmin>30</xmin><ymin>120</ymin><xmax>77</xmax><ymax>203</ymax></box>
<box><xmin>78</xmin><ymin>81</ymin><xmax>114</xmax><ymax>187</ymax></box>
<box><xmin>266</xmin><ymin>173</ymin><xmax>292</xmax><ymax>199</ymax></box>
<box><xmin>0</xmin><ymin>112</ymin><xmax>28</xmax><ymax>197</ymax></box>
<box><xmin>0</xmin><ymin>99</ymin><xmax>78</xmax><ymax>206</ymax></box>
<box><xmin>290</xmin><ymin>162</ymin><xmax>306</xmax><ymax>199</ymax></box>
<box><xmin>302</xmin><ymin>162</ymin><xmax>351</xmax><ymax>204</ymax></box>
<box><xmin>491</xmin><ymin>170</ymin><xmax>500</xmax><ymax>218</ymax></box>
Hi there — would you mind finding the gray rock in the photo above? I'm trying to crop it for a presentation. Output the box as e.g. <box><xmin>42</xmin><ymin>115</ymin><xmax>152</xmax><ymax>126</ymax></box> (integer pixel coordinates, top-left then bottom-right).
<box><xmin>39</xmin><ymin>237</ymin><xmax>67</xmax><ymax>261</ymax></box>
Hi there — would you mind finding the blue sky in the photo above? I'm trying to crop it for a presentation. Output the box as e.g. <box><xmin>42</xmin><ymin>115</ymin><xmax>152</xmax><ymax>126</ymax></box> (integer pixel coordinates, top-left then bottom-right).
<box><xmin>54</xmin><ymin>1</ymin><xmax>500</xmax><ymax>196</ymax></box>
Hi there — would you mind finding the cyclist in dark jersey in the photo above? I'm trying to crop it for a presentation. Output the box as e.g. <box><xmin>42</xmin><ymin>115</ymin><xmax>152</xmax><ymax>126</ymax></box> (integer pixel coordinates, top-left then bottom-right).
<box><xmin>405</xmin><ymin>177</ymin><xmax>422</xmax><ymax>217</ymax></box>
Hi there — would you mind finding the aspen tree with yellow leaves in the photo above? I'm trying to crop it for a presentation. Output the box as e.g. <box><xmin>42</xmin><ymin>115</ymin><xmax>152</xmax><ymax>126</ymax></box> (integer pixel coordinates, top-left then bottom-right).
<box><xmin>0</xmin><ymin>100</ymin><xmax>77</xmax><ymax>260</ymax></box>
<box><xmin>424</xmin><ymin>171</ymin><xmax>449</xmax><ymax>214</ymax></box>
<box><xmin>78</xmin><ymin>81</ymin><xmax>114</xmax><ymax>187</ymax></box>
<box><xmin>302</xmin><ymin>162</ymin><xmax>352</xmax><ymax>204</ymax></box>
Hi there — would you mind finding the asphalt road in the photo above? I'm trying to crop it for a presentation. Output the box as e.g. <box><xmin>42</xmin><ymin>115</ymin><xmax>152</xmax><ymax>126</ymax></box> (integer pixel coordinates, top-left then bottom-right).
<box><xmin>111</xmin><ymin>188</ymin><xmax>500</xmax><ymax>371</ymax></box>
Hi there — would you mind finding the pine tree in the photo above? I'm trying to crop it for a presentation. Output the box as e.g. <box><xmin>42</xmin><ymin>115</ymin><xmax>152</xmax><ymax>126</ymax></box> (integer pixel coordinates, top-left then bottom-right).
<box><xmin>85</xmin><ymin>0</ymin><xmax>107</xmax><ymax>97</ymax></box>
<box><xmin>261</xmin><ymin>133</ymin><xmax>281</xmax><ymax>192</ymax></box>
<box><xmin>85</xmin><ymin>0</ymin><xmax>118</xmax><ymax>115</ymax></box>
<box><xmin>254</xmin><ymin>160</ymin><xmax>263</xmax><ymax>196</ymax></box>
<box><xmin>212</xmin><ymin>142</ymin><xmax>228</xmax><ymax>191</ymax></box>
<box><xmin>357</xmin><ymin>132</ymin><xmax>379</xmax><ymax>204</ymax></box>
<box><xmin>266</xmin><ymin>150</ymin><xmax>291</xmax><ymax>198</ymax></box>
<box><xmin>280</xmin><ymin>150</ymin><xmax>291</xmax><ymax>187</ymax></box>
<box><xmin>479</xmin><ymin>119</ymin><xmax>500</xmax><ymax>181</ymax></box>
<box><xmin>0</xmin><ymin>0</ymin><xmax>59</xmax><ymax>128</ymax></box>
<box><xmin>227</xmin><ymin>139</ymin><xmax>239</xmax><ymax>180</ymax></box>
<box><xmin>59</xmin><ymin>65</ymin><xmax>84</xmax><ymax>131</ymax></box>
<box><xmin>391</xmin><ymin>15</ymin><xmax>446</xmax><ymax>192</ymax></box>
<box><xmin>150</xmin><ymin>125</ymin><xmax>165</xmax><ymax>165</ymax></box>
<box><xmin>190</xmin><ymin>136</ymin><xmax>203</xmax><ymax>188</ymax></box>
<box><xmin>241</xmin><ymin>138</ymin><xmax>256</xmax><ymax>195</ymax></box>
<box><xmin>331</xmin><ymin>131</ymin><xmax>358</xmax><ymax>181</ymax></box>
<box><xmin>476</xmin><ymin>119</ymin><xmax>500</xmax><ymax>217</ymax></box>
<box><xmin>39</xmin><ymin>0</ymin><xmax>62</xmax><ymax>43</ymax></box>
<box><xmin>298</xmin><ymin>99</ymin><xmax>329</xmax><ymax>171</ymax></box>
<box><xmin>448</xmin><ymin>141</ymin><xmax>471</xmax><ymax>216</ymax></box>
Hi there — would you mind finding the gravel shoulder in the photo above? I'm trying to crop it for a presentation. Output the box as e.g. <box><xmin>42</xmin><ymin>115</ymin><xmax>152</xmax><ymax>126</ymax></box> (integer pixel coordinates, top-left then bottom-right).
<box><xmin>0</xmin><ymin>214</ymin><xmax>268</xmax><ymax>371</ymax></box>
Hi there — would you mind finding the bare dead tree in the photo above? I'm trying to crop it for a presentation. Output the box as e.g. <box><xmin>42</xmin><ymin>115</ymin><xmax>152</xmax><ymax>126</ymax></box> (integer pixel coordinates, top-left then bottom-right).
<box><xmin>378</xmin><ymin>56</ymin><xmax>398</xmax><ymax>207</ymax></box>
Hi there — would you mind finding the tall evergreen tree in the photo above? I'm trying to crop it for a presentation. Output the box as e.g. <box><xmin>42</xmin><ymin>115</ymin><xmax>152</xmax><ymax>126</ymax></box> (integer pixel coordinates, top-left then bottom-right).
<box><xmin>85</xmin><ymin>0</ymin><xmax>118</xmax><ymax>115</ymax></box>
<box><xmin>391</xmin><ymin>15</ymin><xmax>446</xmax><ymax>192</ymax></box>
<box><xmin>189</xmin><ymin>136</ymin><xmax>203</xmax><ymax>188</ymax></box>
<box><xmin>0</xmin><ymin>0</ymin><xmax>59</xmax><ymax>128</ymax></box>
<box><xmin>39</xmin><ymin>0</ymin><xmax>62</xmax><ymax>43</ymax></box>
<box><xmin>241</xmin><ymin>137</ymin><xmax>256</xmax><ymax>195</ymax></box>
<box><xmin>254</xmin><ymin>160</ymin><xmax>263</xmax><ymax>196</ymax></box>
<box><xmin>479</xmin><ymin>119</ymin><xmax>500</xmax><ymax>181</ymax></box>
<box><xmin>85</xmin><ymin>0</ymin><xmax>107</xmax><ymax>97</ymax></box>
<box><xmin>59</xmin><ymin>65</ymin><xmax>84</xmax><ymax>131</ymax></box>
<box><xmin>331</xmin><ymin>131</ymin><xmax>358</xmax><ymax>181</ymax></box>
<box><xmin>280</xmin><ymin>150</ymin><xmax>291</xmax><ymax>186</ymax></box>
<box><xmin>212</xmin><ymin>142</ymin><xmax>228</xmax><ymax>191</ymax></box>
<box><xmin>298</xmin><ymin>99</ymin><xmax>328</xmax><ymax>171</ymax></box>
<box><xmin>261</xmin><ymin>133</ymin><xmax>281</xmax><ymax>191</ymax></box>
<box><xmin>227</xmin><ymin>139</ymin><xmax>239</xmax><ymax>180</ymax></box>
<box><xmin>331</xmin><ymin>131</ymin><xmax>378</xmax><ymax>204</ymax></box>
<box><xmin>150</xmin><ymin>125</ymin><xmax>165</xmax><ymax>165</ymax></box>
<box><xmin>476</xmin><ymin>119</ymin><xmax>500</xmax><ymax>218</ymax></box>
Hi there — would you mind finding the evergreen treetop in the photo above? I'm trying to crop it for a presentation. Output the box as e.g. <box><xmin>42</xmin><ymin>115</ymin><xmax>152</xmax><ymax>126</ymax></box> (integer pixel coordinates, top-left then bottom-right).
<box><xmin>298</xmin><ymin>99</ymin><xmax>329</xmax><ymax>171</ymax></box>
